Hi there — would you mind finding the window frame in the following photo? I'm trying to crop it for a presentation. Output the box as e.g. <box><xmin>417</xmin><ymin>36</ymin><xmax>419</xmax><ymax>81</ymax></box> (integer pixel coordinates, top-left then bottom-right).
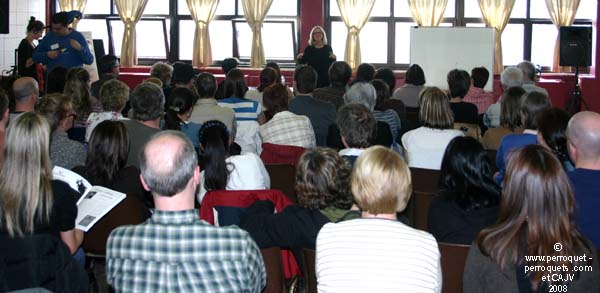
<box><xmin>51</xmin><ymin>0</ymin><xmax>301</xmax><ymax>66</ymax></box>
<box><xmin>324</xmin><ymin>0</ymin><xmax>594</xmax><ymax>71</ymax></box>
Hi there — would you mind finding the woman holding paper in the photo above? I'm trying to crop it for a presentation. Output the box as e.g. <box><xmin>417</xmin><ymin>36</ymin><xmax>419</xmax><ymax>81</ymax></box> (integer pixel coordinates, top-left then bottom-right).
<box><xmin>0</xmin><ymin>112</ymin><xmax>84</xmax><ymax>256</ymax></box>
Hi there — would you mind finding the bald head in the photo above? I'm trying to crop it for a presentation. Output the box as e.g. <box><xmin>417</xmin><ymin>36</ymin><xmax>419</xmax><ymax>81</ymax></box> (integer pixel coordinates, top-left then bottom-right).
<box><xmin>567</xmin><ymin>111</ymin><xmax>600</xmax><ymax>167</ymax></box>
<box><xmin>12</xmin><ymin>77</ymin><xmax>39</xmax><ymax>103</ymax></box>
<box><xmin>140</xmin><ymin>131</ymin><xmax>198</xmax><ymax>197</ymax></box>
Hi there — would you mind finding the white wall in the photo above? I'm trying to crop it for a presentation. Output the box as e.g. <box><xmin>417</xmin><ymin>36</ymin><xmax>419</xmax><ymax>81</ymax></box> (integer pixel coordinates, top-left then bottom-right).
<box><xmin>0</xmin><ymin>0</ymin><xmax>46</xmax><ymax>73</ymax></box>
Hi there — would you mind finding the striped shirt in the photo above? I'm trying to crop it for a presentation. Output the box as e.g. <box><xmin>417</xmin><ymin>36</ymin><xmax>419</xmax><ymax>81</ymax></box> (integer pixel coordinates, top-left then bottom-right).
<box><xmin>106</xmin><ymin>209</ymin><xmax>266</xmax><ymax>292</ymax></box>
<box><xmin>218</xmin><ymin>97</ymin><xmax>262</xmax><ymax>122</ymax></box>
<box><xmin>316</xmin><ymin>218</ymin><xmax>442</xmax><ymax>293</ymax></box>
<box><xmin>373</xmin><ymin>109</ymin><xmax>401</xmax><ymax>143</ymax></box>
<box><xmin>464</xmin><ymin>87</ymin><xmax>495</xmax><ymax>114</ymax></box>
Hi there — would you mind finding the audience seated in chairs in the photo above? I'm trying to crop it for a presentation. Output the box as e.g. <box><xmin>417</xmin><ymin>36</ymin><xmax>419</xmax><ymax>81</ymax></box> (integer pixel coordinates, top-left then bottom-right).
<box><xmin>0</xmin><ymin>112</ymin><xmax>84</xmax><ymax>263</ymax></box>
<box><xmin>37</xmin><ymin>93</ymin><xmax>86</xmax><ymax>170</ymax></box>
<box><xmin>316</xmin><ymin>146</ymin><xmax>441</xmax><ymax>292</ymax></box>
<box><xmin>481</xmin><ymin>86</ymin><xmax>525</xmax><ymax>150</ymax></box>
<box><xmin>106</xmin><ymin>130</ymin><xmax>266</xmax><ymax>292</ymax></box>
<box><xmin>536</xmin><ymin>107</ymin><xmax>574</xmax><ymax>171</ymax></box>
<box><xmin>496</xmin><ymin>91</ymin><xmax>551</xmax><ymax>184</ymax></box>
<box><xmin>240</xmin><ymin>147</ymin><xmax>358</xmax><ymax>268</ymax></box>
<box><xmin>73</xmin><ymin>120</ymin><xmax>152</xmax><ymax>213</ymax></box>
<box><xmin>485</xmin><ymin>66</ymin><xmax>523</xmax><ymax>128</ymax></box>
<box><xmin>260</xmin><ymin>83</ymin><xmax>316</xmax><ymax>148</ymax></box>
<box><xmin>447</xmin><ymin>69</ymin><xmax>479</xmax><ymax>125</ymax></box>
<box><xmin>392</xmin><ymin>64</ymin><xmax>425</xmax><ymax>108</ymax></box>
<box><xmin>122</xmin><ymin>82</ymin><xmax>164</xmax><ymax>169</ymax></box>
<box><xmin>464</xmin><ymin>66</ymin><xmax>494</xmax><ymax>115</ymax></box>
<box><xmin>427</xmin><ymin>136</ymin><xmax>500</xmax><ymax>245</ymax></box>
<box><xmin>10</xmin><ymin>77</ymin><xmax>38</xmax><ymax>122</ymax></box>
<box><xmin>374</xmin><ymin>68</ymin><xmax>406</xmax><ymax>122</ymax></box>
<box><xmin>566</xmin><ymin>111</ymin><xmax>600</xmax><ymax>248</ymax></box>
<box><xmin>162</xmin><ymin>86</ymin><xmax>202</xmax><ymax>149</ymax></box>
<box><xmin>327</xmin><ymin>82</ymin><xmax>394</xmax><ymax>149</ymax></box>
<box><xmin>85</xmin><ymin>79</ymin><xmax>129</xmax><ymax>142</ymax></box>
<box><xmin>289</xmin><ymin>65</ymin><xmax>336</xmax><ymax>147</ymax></box>
<box><xmin>313</xmin><ymin>61</ymin><xmax>351</xmax><ymax>110</ymax></box>
<box><xmin>245</xmin><ymin>66</ymin><xmax>278</xmax><ymax>108</ymax></box>
<box><xmin>218</xmin><ymin>68</ymin><xmax>262</xmax><ymax>154</ymax></box>
<box><xmin>401</xmin><ymin>87</ymin><xmax>463</xmax><ymax>170</ymax></box>
<box><xmin>335</xmin><ymin>104</ymin><xmax>376</xmax><ymax>167</ymax></box>
<box><xmin>371</xmin><ymin>79</ymin><xmax>402</xmax><ymax>144</ymax></box>
<box><xmin>64</xmin><ymin>67</ymin><xmax>100</xmax><ymax>142</ymax></box>
<box><xmin>190</xmin><ymin>72</ymin><xmax>236</xmax><ymax>132</ymax></box>
<box><xmin>464</xmin><ymin>145</ymin><xmax>600</xmax><ymax>292</ymax></box>
<box><xmin>197</xmin><ymin>120</ymin><xmax>270</xmax><ymax>204</ymax></box>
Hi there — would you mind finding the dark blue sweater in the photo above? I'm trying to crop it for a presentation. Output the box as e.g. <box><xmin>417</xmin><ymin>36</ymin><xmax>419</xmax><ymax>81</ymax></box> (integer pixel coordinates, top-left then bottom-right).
<box><xmin>33</xmin><ymin>30</ymin><xmax>93</xmax><ymax>72</ymax></box>
<box><xmin>569</xmin><ymin>168</ymin><xmax>600</xmax><ymax>248</ymax></box>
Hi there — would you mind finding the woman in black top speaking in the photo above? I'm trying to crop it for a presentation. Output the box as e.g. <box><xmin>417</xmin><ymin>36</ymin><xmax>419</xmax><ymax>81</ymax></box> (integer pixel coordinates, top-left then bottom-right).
<box><xmin>297</xmin><ymin>26</ymin><xmax>336</xmax><ymax>88</ymax></box>
<box><xmin>18</xmin><ymin>17</ymin><xmax>45</xmax><ymax>85</ymax></box>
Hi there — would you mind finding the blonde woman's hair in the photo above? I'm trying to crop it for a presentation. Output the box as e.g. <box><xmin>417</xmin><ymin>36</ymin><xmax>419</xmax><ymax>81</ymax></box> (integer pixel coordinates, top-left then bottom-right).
<box><xmin>309</xmin><ymin>26</ymin><xmax>328</xmax><ymax>46</ymax></box>
<box><xmin>0</xmin><ymin>112</ymin><xmax>53</xmax><ymax>237</ymax></box>
<box><xmin>352</xmin><ymin>146</ymin><xmax>412</xmax><ymax>214</ymax></box>
<box><xmin>419</xmin><ymin>86</ymin><xmax>454</xmax><ymax>129</ymax></box>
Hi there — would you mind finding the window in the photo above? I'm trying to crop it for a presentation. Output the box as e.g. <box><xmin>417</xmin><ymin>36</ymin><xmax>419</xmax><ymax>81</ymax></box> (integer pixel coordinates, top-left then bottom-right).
<box><xmin>55</xmin><ymin>0</ymin><xmax>299</xmax><ymax>65</ymax></box>
<box><xmin>325</xmin><ymin>0</ymin><xmax>595</xmax><ymax>70</ymax></box>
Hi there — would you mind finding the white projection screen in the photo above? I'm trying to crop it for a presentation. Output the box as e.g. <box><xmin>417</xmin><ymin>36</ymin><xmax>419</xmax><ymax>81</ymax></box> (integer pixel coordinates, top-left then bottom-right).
<box><xmin>410</xmin><ymin>27</ymin><xmax>494</xmax><ymax>92</ymax></box>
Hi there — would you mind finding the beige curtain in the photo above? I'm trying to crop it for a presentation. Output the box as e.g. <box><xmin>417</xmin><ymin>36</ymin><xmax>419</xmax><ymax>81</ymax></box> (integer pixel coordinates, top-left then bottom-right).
<box><xmin>479</xmin><ymin>0</ymin><xmax>515</xmax><ymax>74</ymax></box>
<box><xmin>115</xmin><ymin>0</ymin><xmax>149</xmax><ymax>67</ymax></box>
<box><xmin>337</xmin><ymin>0</ymin><xmax>376</xmax><ymax>70</ymax></box>
<box><xmin>241</xmin><ymin>0</ymin><xmax>273</xmax><ymax>68</ymax></box>
<box><xmin>408</xmin><ymin>0</ymin><xmax>448</xmax><ymax>26</ymax></box>
<box><xmin>58</xmin><ymin>0</ymin><xmax>86</xmax><ymax>29</ymax></box>
<box><xmin>545</xmin><ymin>0</ymin><xmax>581</xmax><ymax>72</ymax></box>
<box><xmin>187</xmin><ymin>0</ymin><xmax>220</xmax><ymax>67</ymax></box>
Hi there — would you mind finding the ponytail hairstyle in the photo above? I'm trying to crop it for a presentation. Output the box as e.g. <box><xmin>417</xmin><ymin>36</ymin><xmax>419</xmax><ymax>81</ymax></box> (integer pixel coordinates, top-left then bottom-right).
<box><xmin>164</xmin><ymin>87</ymin><xmax>196</xmax><ymax>131</ymax></box>
<box><xmin>27</xmin><ymin>17</ymin><xmax>44</xmax><ymax>33</ymax></box>
<box><xmin>199</xmin><ymin>120</ymin><xmax>231</xmax><ymax>191</ymax></box>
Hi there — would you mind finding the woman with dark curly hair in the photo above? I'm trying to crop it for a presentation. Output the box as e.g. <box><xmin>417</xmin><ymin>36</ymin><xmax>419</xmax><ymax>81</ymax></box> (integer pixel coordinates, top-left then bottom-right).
<box><xmin>239</xmin><ymin>147</ymin><xmax>358</xmax><ymax>265</ymax></box>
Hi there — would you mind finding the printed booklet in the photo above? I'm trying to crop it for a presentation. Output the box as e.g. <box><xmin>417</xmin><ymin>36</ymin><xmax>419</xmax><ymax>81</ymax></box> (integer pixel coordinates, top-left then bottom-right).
<box><xmin>53</xmin><ymin>166</ymin><xmax>126</xmax><ymax>232</ymax></box>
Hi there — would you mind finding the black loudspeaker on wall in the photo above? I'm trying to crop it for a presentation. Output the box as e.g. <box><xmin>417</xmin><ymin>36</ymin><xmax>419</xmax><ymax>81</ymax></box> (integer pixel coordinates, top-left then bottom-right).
<box><xmin>559</xmin><ymin>26</ymin><xmax>592</xmax><ymax>67</ymax></box>
<box><xmin>0</xmin><ymin>0</ymin><xmax>8</xmax><ymax>34</ymax></box>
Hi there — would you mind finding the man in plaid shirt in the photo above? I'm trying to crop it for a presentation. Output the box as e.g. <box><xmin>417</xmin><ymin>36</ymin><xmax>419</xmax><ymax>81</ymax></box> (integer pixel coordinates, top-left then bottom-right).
<box><xmin>106</xmin><ymin>131</ymin><xmax>266</xmax><ymax>292</ymax></box>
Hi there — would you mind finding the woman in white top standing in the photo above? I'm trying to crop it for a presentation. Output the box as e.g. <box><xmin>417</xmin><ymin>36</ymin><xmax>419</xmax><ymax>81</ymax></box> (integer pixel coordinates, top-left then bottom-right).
<box><xmin>401</xmin><ymin>87</ymin><xmax>463</xmax><ymax>170</ymax></box>
<box><xmin>316</xmin><ymin>146</ymin><xmax>441</xmax><ymax>293</ymax></box>
<box><xmin>197</xmin><ymin>120</ymin><xmax>270</xmax><ymax>203</ymax></box>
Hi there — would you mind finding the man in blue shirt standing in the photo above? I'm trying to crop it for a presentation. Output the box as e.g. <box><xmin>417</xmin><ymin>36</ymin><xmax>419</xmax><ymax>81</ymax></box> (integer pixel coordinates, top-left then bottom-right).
<box><xmin>566</xmin><ymin>111</ymin><xmax>600</xmax><ymax>248</ymax></box>
<box><xmin>33</xmin><ymin>11</ymin><xmax>93</xmax><ymax>72</ymax></box>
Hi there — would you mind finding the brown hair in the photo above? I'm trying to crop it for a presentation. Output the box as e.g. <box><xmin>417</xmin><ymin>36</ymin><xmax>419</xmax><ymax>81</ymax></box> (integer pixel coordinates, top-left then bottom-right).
<box><xmin>37</xmin><ymin>93</ymin><xmax>72</xmax><ymax>131</ymax></box>
<box><xmin>477</xmin><ymin>145</ymin><xmax>591</xmax><ymax>290</ymax></box>
<box><xmin>295</xmin><ymin>148</ymin><xmax>352</xmax><ymax>210</ymax></box>
<box><xmin>262</xmin><ymin>84</ymin><xmax>289</xmax><ymax>121</ymax></box>
<box><xmin>419</xmin><ymin>87</ymin><xmax>454</xmax><ymax>129</ymax></box>
<box><xmin>499</xmin><ymin>86</ymin><xmax>525</xmax><ymax>131</ymax></box>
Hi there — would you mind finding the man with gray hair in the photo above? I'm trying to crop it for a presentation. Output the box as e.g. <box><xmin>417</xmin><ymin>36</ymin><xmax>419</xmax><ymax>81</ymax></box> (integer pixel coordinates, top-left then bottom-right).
<box><xmin>566</xmin><ymin>111</ymin><xmax>600</xmax><ymax>248</ymax></box>
<box><xmin>106</xmin><ymin>131</ymin><xmax>266</xmax><ymax>292</ymax></box>
<box><xmin>484</xmin><ymin>67</ymin><xmax>525</xmax><ymax>127</ymax></box>
<box><xmin>122</xmin><ymin>82</ymin><xmax>164</xmax><ymax>168</ymax></box>
<box><xmin>517</xmin><ymin>61</ymin><xmax>549</xmax><ymax>96</ymax></box>
<box><xmin>10</xmin><ymin>77</ymin><xmax>39</xmax><ymax>122</ymax></box>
